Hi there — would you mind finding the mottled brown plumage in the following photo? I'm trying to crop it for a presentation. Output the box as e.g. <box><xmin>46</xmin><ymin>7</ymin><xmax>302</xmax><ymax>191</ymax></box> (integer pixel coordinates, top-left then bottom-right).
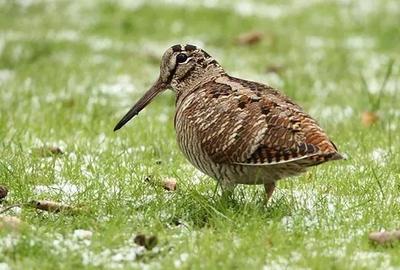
<box><xmin>114</xmin><ymin>44</ymin><xmax>343</xmax><ymax>201</ymax></box>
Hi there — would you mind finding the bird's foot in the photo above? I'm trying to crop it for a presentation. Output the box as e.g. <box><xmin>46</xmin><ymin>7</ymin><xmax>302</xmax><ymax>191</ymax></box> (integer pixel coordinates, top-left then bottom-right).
<box><xmin>263</xmin><ymin>182</ymin><xmax>276</xmax><ymax>205</ymax></box>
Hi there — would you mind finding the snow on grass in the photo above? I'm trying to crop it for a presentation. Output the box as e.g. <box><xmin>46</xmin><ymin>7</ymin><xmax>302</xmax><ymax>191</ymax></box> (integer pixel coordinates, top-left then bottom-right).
<box><xmin>305</xmin><ymin>36</ymin><xmax>332</xmax><ymax>49</ymax></box>
<box><xmin>173</xmin><ymin>252</ymin><xmax>189</xmax><ymax>268</ymax></box>
<box><xmin>309</xmin><ymin>105</ymin><xmax>354</xmax><ymax>123</ymax></box>
<box><xmin>49</xmin><ymin>231</ymin><xmax>152</xmax><ymax>269</ymax></box>
<box><xmin>3</xmin><ymin>0</ymin><xmax>36</xmax><ymax>8</ymax></box>
<box><xmin>73</xmin><ymin>229</ymin><xmax>93</xmax><ymax>240</ymax></box>
<box><xmin>370</xmin><ymin>148</ymin><xmax>388</xmax><ymax>165</ymax></box>
<box><xmin>98</xmin><ymin>75</ymin><xmax>136</xmax><ymax>96</ymax></box>
<box><xmin>279</xmin><ymin>189</ymin><xmax>340</xmax><ymax>231</ymax></box>
<box><xmin>0</xmin><ymin>69</ymin><xmax>14</xmax><ymax>84</ymax></box>
<box><xmin>34</xmin><ymin>182</ymin><xmax>80</xmax><ymax>201</ymax></box>
<box><xmin>176</xmin><ymin>163</ymin><xmax>206</xmax><ymax>186</ymax></box>
<box><xmin>338</xmin><ymin>0</ymin><xmax>400</xmax><ymax>17</ymax></box>
<box><xmin>345</xmin><ymin>36</ymin><xmax>376</xmax><ymax>50</ymax></box>
<box><xmin>233</xmin><ymin>2</ymin><xmax>284</xmax><ymax>19</ymax></box>
<box><xmin>75</xmin><ymin>0</ymin><xmax>327</xmax><ymax>20</ymax></box>
<box><xmin>350</xmin><ymin>52</ymin><xmax>399</xmax><ymax>95</ymax></box>
<box><xmin>51</xmin><ymin>232</ymin><xmax>91</xmax><ymax>256</ymax></box>
<box><xmin>47</xmin><ymin>30</ymin><xmax>80</xmax><ymax>42</ymax></box>
<box><xmin>0</xmin><ymin>229</ymin><xmax>156</xmax><ymax>269</ymax></box>
<box><xmin>350</xmin><ymin>251</ymin><xmax>393</xmax><ymax>270</ymax></box>
<box><xmin>263</xmin><ymin>252</ymin><xmax>309</xmax><ymax>270</ymax></box>
<box><xmin>0</xmin><ymin>235</ymin><xmax>19</xmax><ymax>252</ymax></box>
<box><xmin>0</xmin><ymin>263</ymin><xmax>11</xmax><ymax>270</ymax></box>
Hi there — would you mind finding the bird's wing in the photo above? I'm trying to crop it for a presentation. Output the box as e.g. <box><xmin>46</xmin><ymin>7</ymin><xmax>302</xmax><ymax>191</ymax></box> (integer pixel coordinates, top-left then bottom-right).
<box><xmin>178</xmin><ymin>75</ymin><xmax>342</xmax><ymax>166</ymax></box>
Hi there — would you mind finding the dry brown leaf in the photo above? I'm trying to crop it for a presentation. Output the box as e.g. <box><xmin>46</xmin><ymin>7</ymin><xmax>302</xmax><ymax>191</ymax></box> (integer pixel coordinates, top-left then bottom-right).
<box><xmin>163</xmin><ymin>178</ymin><xmax>177</xmax><ymax>191</ymax></box>
<box><xmin>155</xmin><ymin>160</ymin><xmax>162</xmax><ymax>165</ymax></box>
<box><xmin>235</xmin><ymin>31</ymin><xmax>263</xmax><ymax>46</ymax></box>
<box><xmin>145</xmin><ymin>235</ymin><xmax>158</xmax><ymax>250</ymax></box>
<box><xmin>32</xmin><ymin>146</ymin><xmax>64</xmax><ymax>157</ymax></box>
<box><xmin>134</xmin><ymin>234</ymin><xmax>146</xmax><ymax>246</ymax></box>
<box><xmin>265</xmin><ymin>64</ymin><xmax>285</xmax><ymax>74</ymax></box>
<box><xmin>361</xmin><ymin>111</ymin><xmax>379</xmax><ymax>127</ymax></box>
<box><xmin>134</xmin><ymin>234</ymin><xmax>158</xmax><ymax>250</ymax></box>
<box><xmin>369</xmin><ymin>230</ymin><xmax>400</xmax><ymax>245</ymax></box>
<box><xmin>0</xmin><ymin>185</ymin><xmax>8</xmax><ymax>200</ymax></box>
<box><xmin>62</xmin><ymin>98</ymin><xmax>76</xmax><ymax>108</ymax></box>
<box><xmin>0</xmin><ymin>216</ymin><xmax>22</xmax><ymax>231</ymax></box>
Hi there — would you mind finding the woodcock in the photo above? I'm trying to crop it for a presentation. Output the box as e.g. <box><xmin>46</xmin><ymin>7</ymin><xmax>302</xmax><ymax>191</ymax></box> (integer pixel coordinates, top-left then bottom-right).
<box><xmin>114</xmin><ymin>44</ymin><xmax>343</xmax><ymax>201</ymax></box>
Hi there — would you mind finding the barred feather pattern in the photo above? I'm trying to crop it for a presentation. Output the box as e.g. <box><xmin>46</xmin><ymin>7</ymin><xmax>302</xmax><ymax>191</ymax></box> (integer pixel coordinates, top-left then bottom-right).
<box><xmin>174</xmin><ymin>74</ymin><xmax>342</xmax><ymax>185</ymax></box>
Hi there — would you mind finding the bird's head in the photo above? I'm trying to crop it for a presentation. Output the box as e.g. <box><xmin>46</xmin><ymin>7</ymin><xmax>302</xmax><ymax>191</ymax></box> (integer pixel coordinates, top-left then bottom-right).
<box><xmin>114</xmin><ymin>44</ymin><xmax>224</xmax><ymax>131</ymax></box>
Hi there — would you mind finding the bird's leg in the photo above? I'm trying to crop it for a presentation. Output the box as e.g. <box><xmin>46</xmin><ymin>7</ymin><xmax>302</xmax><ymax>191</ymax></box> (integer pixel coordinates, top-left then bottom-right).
<box><xmin>264</xmin><ymin>182</ymin><xmax>276</xmax><ymax>203</ymax></box>
<box><xmin>220</xmin><ymin>179</ymin><xmax>237</xmax><ymax>199</ymax></box>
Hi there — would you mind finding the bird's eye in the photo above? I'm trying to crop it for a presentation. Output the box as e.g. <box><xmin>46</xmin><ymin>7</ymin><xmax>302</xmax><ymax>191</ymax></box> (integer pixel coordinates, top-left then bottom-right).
<box><xmin>176</xmin><ymin>53</ymin><xmax>188</xmax><ymax>63</ymax></box>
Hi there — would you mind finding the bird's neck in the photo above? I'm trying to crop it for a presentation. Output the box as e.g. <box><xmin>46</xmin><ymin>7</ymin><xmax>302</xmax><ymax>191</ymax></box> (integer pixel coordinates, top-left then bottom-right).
<box><xmin>172</xmin><ymin>66</ymin><xmax>225</xmax><ymax>97</ymax></box>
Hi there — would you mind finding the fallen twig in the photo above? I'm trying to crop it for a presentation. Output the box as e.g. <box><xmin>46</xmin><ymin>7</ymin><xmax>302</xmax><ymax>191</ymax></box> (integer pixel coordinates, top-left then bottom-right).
<box><xmin>31</xmin><ymin>146</ymin><xmax>63</xmax><ymax>157</ymax></box>
<box><xmin>30</xmin><ymin>200</ymin><xmax>75</xmax><ymax>213</ymax></box>
<box><xmin>1</xmin><ymin>199</ymin><xmax>84</xmax><ymax>215</ymax></box>
<box><xmin>0</xmin><ymin>204</ymin><xmax>23</xmax><ymax>215</ymax></box>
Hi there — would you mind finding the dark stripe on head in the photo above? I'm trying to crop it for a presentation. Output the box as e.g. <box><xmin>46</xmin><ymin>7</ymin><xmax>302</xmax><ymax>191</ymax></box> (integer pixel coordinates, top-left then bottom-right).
<box><xmin>208</xmin><ymin>59</ymin><xmax>218</xmax><ymax>65</ymax></box>
<box><xmin>184</xmin><ymin>44</ymin><xmax>197</xmax><ymax>51</ymax></box>
<box><xmin>171</xmin><ymin>44</ymin><xmax>182</xmax><ymax>52</ymax></box>
<box><xmin>201</xmin><ymin>49</ymin><xmax>211</xmax><ymax>58</ymax></box>
<box><xmin>167</xmin><ymin>64</ymin><xmax>178</xmax><ymax>83</ymax></box>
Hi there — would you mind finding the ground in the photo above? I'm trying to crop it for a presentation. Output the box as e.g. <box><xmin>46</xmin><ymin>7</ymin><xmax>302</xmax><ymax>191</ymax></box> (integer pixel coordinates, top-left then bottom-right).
<box><xmin>0</xmin><ymin>0</ymin><xmax>399</xmax><ymax>269</ymax></box>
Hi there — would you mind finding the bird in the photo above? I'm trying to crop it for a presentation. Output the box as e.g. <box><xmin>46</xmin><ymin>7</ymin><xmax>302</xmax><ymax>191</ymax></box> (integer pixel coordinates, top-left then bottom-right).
<box><xmin>114</xmin><ymin>44</ymin><xmax>343</xmax><ymax>202</ymax></box>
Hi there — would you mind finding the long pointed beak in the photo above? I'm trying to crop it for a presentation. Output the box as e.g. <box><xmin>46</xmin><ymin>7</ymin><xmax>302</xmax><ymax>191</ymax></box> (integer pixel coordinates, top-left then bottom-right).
<box><xmin>113</xmin><ymin>78</ymin><xmax>167</xmax><ymax>131</ymax></box>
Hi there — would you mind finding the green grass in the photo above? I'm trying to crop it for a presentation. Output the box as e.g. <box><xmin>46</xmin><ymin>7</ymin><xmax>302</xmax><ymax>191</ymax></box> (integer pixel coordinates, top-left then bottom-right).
<box><xmin>0</xmin><ymin>0</ymin><xmax>400</xmax><ymax>269</ymax></box>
